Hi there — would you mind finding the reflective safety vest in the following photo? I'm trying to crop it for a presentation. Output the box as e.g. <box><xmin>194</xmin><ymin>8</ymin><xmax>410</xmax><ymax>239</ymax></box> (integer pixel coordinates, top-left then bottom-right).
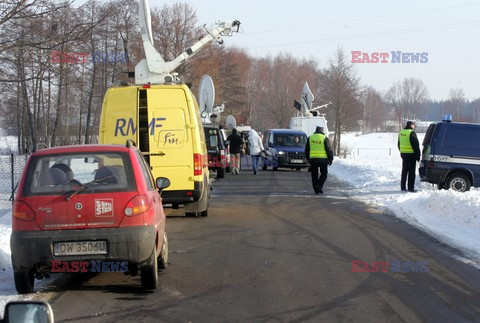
<box><xmin>398</xmin><ymin>129</ymin><xmax>414</xmax><ymax>153</ymax></box>
<box><xmin>309</xmin><ymin>133</ymin><xmax>327</xmax><ymax>158</ymax></box>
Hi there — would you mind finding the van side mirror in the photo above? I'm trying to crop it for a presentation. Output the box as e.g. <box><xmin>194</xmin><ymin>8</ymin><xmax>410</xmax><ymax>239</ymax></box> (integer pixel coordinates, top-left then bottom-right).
<box><xmin>268</xmin><ymin>142</ymin><xmax>274</xmax><ymax>148</ymax></box>
<box><xmin>156</xmin><ymin>177</ymin><xmax>170</xmax><ymax>192</ymax></box>
<box><xmin>3</xmin><ymin>301</ymin><xmax>54</xmax><ymax>323</ymax></box>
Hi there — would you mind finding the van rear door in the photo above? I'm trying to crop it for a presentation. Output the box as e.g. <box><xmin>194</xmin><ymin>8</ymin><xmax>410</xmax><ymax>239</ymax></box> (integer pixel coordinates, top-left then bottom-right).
<box><xmin>146</xmin><ymin>87</ymin><xmax>193</xmax><ymax>191</ymax></box>
<box><xmin>422</xmin><ymin>123</ymin><xmax>437</xmax><ymax>156</ymax></box>
<box><xmin>99</xmin><ymin>87</ymin><xmax>138</xmax><ymax>145</ymax></box>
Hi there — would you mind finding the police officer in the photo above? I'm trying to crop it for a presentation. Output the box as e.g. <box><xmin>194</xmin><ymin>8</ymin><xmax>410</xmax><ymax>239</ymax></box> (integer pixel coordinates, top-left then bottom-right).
<box><xmin>305</xmin><ymin>126</ymin><xmax>334</xmax><ymax>194</ymax></box>
<box><xmin>398</xmin><ymin>120</ymin><xmax>421</xmax><ymax>192</ymax></box>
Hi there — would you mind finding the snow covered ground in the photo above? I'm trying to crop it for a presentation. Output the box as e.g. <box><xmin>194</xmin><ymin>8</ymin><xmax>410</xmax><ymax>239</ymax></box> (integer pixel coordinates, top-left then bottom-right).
<box><xmin>0</xmin><ymin>132</ymin><xmax>478</xmax><ymax>306</ymax></box>
<box><xmin>329</xmin><ymin>132</ymin><xmax>480</xmax><ymax>266</ymax></box>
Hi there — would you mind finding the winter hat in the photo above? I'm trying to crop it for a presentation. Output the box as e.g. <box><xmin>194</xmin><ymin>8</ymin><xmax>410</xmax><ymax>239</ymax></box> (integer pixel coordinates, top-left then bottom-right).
<box><xmin>406</xmin><ymin>120</ymin><xmax>416</xmax><ymax>128</ymax></box>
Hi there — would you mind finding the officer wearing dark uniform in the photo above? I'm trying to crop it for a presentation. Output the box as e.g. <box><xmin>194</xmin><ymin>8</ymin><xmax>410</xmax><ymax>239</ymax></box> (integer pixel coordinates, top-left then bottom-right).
<box><xmin>398</xmin><ymin>120</ymin><xmax>421</xmax><ymax>192</ymax></box>
<box><xmin>305</xmin><ymin>126</ymin><xmax>334</xmax><ymax>194</ymax></box>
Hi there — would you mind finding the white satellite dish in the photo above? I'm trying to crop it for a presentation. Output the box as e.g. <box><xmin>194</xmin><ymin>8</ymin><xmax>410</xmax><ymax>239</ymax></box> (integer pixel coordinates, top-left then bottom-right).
<box><xmin>198</xmin><ymin>75</ymin><xmax>215</xmax><ymax>116</ymax></box>
<box><xmin>301</xmin><ymin>82</ymin><xmax>314</xmax><ymax>110</ymax></box>
<box><xmin>226</xmin><ymin>115</ymin><xmax>237</xmax><ymax>130</ymax></box>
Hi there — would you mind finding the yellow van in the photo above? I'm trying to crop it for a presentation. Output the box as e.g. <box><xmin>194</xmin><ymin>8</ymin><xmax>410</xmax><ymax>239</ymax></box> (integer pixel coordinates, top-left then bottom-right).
<box><xmin>99</xmin><ymin>83</ymin><xmax>210</xmax><ymax>217</ymax></box>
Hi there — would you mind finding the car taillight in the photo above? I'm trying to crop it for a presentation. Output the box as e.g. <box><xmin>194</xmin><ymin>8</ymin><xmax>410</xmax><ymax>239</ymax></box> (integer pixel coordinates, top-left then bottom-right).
<box><xmin>194</xmin><ymin>153</ymin><xmax>202</xmax><ymax>176</ymax></box>
<box><xmin>427</xmin><ymin>160</ymin><xmax>435</xmax><ymax>168</ymax></box>
<box><xmin>220</xmin><ymin>149</ymin><xmax>225</xmax><ymax>158</ymax></box>
<box><xmin>124</xmin><ymin>195</ymin><xmax>150</xmax><ymax>216</ymax></box>
<box><xmin>13</xmin><ymin>200</ymin><xmax>35</xmax><ymax>221</ymax></box>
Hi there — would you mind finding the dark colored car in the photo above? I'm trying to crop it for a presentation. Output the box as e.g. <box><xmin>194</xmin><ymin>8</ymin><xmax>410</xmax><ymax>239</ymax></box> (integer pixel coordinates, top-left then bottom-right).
<box><xmin>262</xmin><ymin>129</ymin><xmax>309</xmax><ymax>170</ymax></box>
<box><xmin>419</xmin><ymin>119</ymin><xmax>480</xmax><ymax>192</ymax></box>
<box><xmin>204</xmin><ymin>125</ymin><xmax>227</xmax><ymax>179</ymax></box>
<box><xmin>11</xmin><ymin>142</ymin><xmax>170</xmax><ymax>294</ymax></box>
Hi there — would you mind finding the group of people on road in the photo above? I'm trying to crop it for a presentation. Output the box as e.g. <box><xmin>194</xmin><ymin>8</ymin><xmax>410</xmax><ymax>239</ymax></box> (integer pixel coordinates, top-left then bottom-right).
<box><xmin>224</xmin><ymin>120</ymin><xmax>420</xmax><ymax>195</ymax></box>
<box><xmin>226</xmin><ymin>128</ymin><xmax>265</xmax><ymax>175</ymax></box>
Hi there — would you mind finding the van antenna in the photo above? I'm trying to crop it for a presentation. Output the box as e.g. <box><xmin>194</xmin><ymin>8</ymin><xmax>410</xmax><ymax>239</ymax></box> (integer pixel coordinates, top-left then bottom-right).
<box><xmin>135</xmin><ymin>0</ymin><xmax>241</xmax><ymax>85</ymax></box>
<box><xmin>299</xmin><ymin>82</ymin><xmax>331</xmax><ymax>116</ymax></box>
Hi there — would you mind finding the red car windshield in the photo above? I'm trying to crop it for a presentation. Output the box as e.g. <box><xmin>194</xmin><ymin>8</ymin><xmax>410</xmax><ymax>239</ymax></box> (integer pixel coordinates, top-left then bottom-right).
<box><xmin>22</xmin><ymin>152</ymin><xmax>135</xmax><ymax>196</ymax></box>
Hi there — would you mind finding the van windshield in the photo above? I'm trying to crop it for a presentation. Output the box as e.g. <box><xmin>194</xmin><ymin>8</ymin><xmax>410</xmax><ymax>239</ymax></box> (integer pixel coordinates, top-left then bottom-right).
<box><xmin>23</xmin><ymin>152</ymin><xmax>135</xmax><ymax>196</ymax></box>
<box><xmin>274</xmin><ymin>134</ymin><xmax>307</xmax><ymax>147</ymax></box>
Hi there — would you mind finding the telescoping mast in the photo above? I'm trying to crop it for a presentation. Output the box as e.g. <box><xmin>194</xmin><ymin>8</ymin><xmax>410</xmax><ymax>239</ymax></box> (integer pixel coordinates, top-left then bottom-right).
<box><xmin>135</xmin><ymin>0</ymin><xmax>241</xmax><ymax>85</ymax></box>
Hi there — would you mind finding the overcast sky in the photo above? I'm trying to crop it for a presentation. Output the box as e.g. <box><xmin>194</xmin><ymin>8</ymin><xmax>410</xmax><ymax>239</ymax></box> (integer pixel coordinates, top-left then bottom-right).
<box><xmin>147</xmin><ymin>0</ymin><xmax>480</xmax><ymax>102</ymax></box>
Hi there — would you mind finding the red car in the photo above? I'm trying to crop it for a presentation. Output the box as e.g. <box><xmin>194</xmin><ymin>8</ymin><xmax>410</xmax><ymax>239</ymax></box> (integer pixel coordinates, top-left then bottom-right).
<box><xmin>10</xmin><ymin>142</ymin><xmax>170</xmax><ymax>294</ymax></box>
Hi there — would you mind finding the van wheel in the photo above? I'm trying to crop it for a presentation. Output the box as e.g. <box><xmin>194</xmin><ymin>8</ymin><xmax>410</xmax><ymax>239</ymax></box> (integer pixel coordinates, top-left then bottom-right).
<box><xmin>141</xmin><ymin>246</ymin><xmax>158</xmax><ymax>290</ymax></box>
<box><xmin>185</xmin><ymin>212</ymin><xmax>197</xmax><ymax>217</ymax></box>
<box><xmin>217</xmin><ymin>168</ymin><xmax>225</xmax><ymax>179</ymax></box>
<box><xmin>158</xmin><ymin>232</ymin><xmax>168</xmax><ymax>269</ymax></box>
<box><xmin>273</xmin><ymin>167</ymin><xmax>278</xmax><ymax>171</ymax></box>
<box><xmin>262</xmin><ymin>165</ymin><xmax>267</xmax><ymax>171</ymax></box>
<box><xmin>296</xmin><ymin>168</ymin><xmax>301</xmax><ymax>171</ymax></box>
<box><xmin>446</xmin><ymin>173</ymin><xmax>471</xmax><ymax>192</ymax></box>
<box><xmin>13</xmin><ymin>267</ymin><xmax>34</xmax><ymax>294</ymax></box>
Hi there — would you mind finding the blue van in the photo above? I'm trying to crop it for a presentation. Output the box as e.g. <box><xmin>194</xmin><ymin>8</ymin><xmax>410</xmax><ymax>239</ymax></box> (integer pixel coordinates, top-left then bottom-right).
<box><xmin>262</xmin><ymin>129</ymin><xmax>309</xmax><ymax>170</ymax></box>
<box><xmin>419</xmin><ymin>120</ymin><xmax>480</xmax><ymax>192</ymax></box>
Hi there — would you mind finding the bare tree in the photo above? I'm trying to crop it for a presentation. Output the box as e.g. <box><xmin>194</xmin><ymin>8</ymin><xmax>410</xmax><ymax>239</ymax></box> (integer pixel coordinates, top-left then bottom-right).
<box><xmin>0</xmin><ymin>0</ymin><xmax>67</xmax><ymax>29</ymax></box>
<box><xmin>443</xmin><ymin>88</ymin><xmax>467</xmax><ymax>121</ymax></box>
<box><xmin>216</xmin><ymin>48</ymin><xmax>249</xmax><ymax>124</ymax></box>
<box><xmin>246</xmin><ymin>53</ymin><xmax>321</xmax><ymax>129</ymax></box>
<box><xmin>321</xmin><ymin>48</ymin><xmax>361</xmax><ymax>155</ymax></box>
<box><xmin>361</xmin><ymin>86</ymin><xmax>385</xmax><ymax>133</ymax></box>
<box><xmin>151</xmin><ymin>3</ymin><xmax>203</xmax><ymax>77</ymax></box>
<box><xmin>386</xmin><ymin>77</ymin><xmax>429</xmax><ymax>128</ymax></box>
<box><xmin>472</xmin><ymin>98</ymin><xmax>480</xmax><ymax>123</ymax></box>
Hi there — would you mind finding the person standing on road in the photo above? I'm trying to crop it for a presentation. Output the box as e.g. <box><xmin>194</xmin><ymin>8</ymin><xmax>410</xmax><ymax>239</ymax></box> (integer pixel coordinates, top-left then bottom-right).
<box><xmin>226</xmin><ymin>128</ymin><xmax>244</xmax><ymax>175</ymax></box>
<box><xmin>305</xmin><ymin>126</ymin><xmax>334</xmax><ymax>194</ymax></box>
<box><xmin>248</xmin><ymin>129</ymin><xmax>265</xmax><ymax>175</ymax></box>
<box><xmin>398</xmin><ymin>120</ymin><xmax>421</xmax><ymax>192</ymax></box>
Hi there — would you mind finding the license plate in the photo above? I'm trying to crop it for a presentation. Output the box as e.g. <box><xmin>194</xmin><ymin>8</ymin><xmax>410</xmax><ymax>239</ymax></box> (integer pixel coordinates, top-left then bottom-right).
<box><xmin>291</xmin><ymin>159</ymin><xmax>304</xmax><ymax>163</ymax></box>
<box><xmin>54</xmin><ymin>240</ymin><xmax>107</xmax><ymax>256</ymax></box>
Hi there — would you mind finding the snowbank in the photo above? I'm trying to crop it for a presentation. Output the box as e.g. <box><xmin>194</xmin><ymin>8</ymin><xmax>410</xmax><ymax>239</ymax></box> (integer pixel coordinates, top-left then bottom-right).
<box><xmin>330</xmin><ymin>132</ymin><xmax>480</xmax><ymax>262</ymax></box>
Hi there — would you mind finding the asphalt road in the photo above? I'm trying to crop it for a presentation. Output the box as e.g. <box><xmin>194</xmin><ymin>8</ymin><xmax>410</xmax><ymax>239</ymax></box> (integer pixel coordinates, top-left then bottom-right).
<box><xmin>46</xmin><ymin>167</ymin><xmax>480</xmax><ymax>322</ymax></box>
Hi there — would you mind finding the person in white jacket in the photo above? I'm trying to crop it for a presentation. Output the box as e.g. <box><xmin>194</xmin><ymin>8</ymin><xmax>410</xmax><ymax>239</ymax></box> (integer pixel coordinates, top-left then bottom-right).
<box><xmin>248</xmin><ymin>129</ymin><xmax>265</xmax><ymax>175</ymax></box>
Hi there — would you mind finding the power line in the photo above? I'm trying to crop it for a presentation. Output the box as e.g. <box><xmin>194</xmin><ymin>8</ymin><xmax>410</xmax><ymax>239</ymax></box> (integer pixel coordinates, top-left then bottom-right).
<box><xmin>245</xmin><ymin>2</ymin><xmax>480</xmax><ymax>35</ymax></box>
<box><xmin>245</xmin><ymin>19</ymin><xmax>480</xmax><ymax>50</ymax></box>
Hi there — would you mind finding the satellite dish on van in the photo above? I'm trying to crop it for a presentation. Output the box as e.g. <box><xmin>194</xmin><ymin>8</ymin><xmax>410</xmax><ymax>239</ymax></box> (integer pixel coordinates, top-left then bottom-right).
<box><xmin>226</xmin><ymin>115</ymin><xmax>237</xmax><ymax>130</ymax></box>
<box><xmin>301</xmin><ymin>82</ymin><xmax>314</xmax><ymax>110</ymax></box>
<box><xmin>198</xmin><ymin>75</ymin><xmax>215</xmax><ymax>116</ymax></box>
